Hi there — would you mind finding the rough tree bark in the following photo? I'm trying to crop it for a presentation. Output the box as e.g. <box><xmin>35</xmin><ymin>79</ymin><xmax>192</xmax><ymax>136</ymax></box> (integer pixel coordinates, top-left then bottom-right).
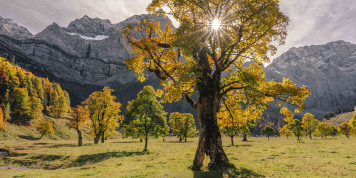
<box><xmin>230</xmin><ymin>136</ymin><xmax>234</xmax><ymax>146</ymax></box>
<box><xmin>191</xmin><ymin>50</ymin><xmax>234</xmax><ymax>170</ymax></box>
<box><xmin>192</xmin><ymin>89</ymin><xmax>233</xmax><ymax>170</ymax></box>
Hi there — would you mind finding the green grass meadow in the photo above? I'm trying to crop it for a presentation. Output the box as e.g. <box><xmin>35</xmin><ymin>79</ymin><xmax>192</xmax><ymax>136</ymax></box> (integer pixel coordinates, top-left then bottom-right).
<box><xmin>0</xmin><ymin>135</ymin><xmax>355</xmax><ymax>177</ymax></box>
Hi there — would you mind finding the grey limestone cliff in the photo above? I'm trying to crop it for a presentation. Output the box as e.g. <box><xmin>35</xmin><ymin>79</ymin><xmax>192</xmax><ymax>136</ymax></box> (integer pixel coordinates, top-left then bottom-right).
<box><xmin>265</xmin><ymin>40</ymin><xmax>356</xmax><ymax>116</ymax></box>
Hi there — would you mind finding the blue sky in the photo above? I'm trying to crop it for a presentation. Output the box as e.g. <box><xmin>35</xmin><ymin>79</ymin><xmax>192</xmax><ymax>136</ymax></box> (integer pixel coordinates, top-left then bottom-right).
<box><xmin>0</xmin><ymin>0</ymin><xmax>355</xmax><ymax>59</ymax></box>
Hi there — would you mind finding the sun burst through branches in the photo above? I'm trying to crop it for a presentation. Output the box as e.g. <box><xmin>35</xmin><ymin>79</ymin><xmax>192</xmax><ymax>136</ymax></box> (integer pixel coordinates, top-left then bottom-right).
<box><xmin>211</xmin><ymin>19</ymin><xmax>221</xmax><ymax>30</ymax></box>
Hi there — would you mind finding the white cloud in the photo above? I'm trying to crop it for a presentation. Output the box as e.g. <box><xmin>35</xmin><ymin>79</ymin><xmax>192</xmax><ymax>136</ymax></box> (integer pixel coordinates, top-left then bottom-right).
<box><xmin>274</xmin><ymin>0</ymin><xmax>356</xmax><ymax>60</ymax></box>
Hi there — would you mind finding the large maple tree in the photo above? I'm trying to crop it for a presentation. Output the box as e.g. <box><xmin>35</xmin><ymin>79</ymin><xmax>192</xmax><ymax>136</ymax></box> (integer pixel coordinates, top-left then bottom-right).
<box><xmin>122</xmin><ymin>0</ymin><xmax>310</xmax><ymax>170</ymax></box>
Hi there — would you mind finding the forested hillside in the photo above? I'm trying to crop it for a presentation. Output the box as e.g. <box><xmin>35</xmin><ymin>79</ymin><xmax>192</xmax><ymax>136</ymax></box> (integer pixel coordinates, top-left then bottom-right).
<box><xmin>0</xmin><ymin>57</ymin><xmax>70</xmax><ymax>127</ymax></box>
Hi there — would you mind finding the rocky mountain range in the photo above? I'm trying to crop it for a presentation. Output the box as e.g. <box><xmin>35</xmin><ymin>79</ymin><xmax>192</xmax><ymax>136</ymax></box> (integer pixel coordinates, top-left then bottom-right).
<box><xmin>265</xmin><ymin>41</ymin><xmax>356</xmax><ymax>117</ymax></box>
<box><xmin>0</xmin><ymin>14</ymin><xmax>355</xmax><ymax>119</ymax></box>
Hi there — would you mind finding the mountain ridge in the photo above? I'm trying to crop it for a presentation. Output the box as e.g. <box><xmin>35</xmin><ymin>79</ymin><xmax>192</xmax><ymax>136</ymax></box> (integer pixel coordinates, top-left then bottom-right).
<box><xmin>0</xmin><ymin>14</ymin><xmax>355</xmax><ymax>119</ymax></box>
<box><xmin>266</xmin><ymin>40</ymin><xmax>356</xmax><ymax>116</ymax></box>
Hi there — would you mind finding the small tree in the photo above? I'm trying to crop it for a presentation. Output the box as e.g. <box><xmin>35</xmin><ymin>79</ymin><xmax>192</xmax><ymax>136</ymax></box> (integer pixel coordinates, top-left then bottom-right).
<box><xmin>83</xmin><ymin>87</ymin><xmax>121</xmax><ymax>144</ymax></box>
<box><xmin>261</xmin><ymin>126</ymin><xmax>275</xmax><ymax>140</ymax></box>
<box><xmin>330</xmin><ymin>126</ymin><xmax>339</xmax><ymax>137</ymax></box>
<box><xmin>169</xmin><ymin>112</ymin><xmax>196</xmax><ymax>142</ymax></box>
<box><xmin>279</xmin><ymin>125</ymin><xmax>292</xmax><ymax>139</ymax></box>
<box><xmin>317</xmin><ymin>122</ymin><xmax>333</xmax><ymax>139</ymax></box>
<box><xmin>217</xmin><ymin>96</ymin><xmax>258</xmax><ymax>145</ymax></box>
<box><xmin>125</xmin><ymin>86</ymin><xmax>169</xmax><ymax>151</ymax></box>
<box><xmin>68</xmin><ymin>105</ymin><xmax>89</xmax><ymax>146</ymax></box>
<box><xmin>36</xmin><ymin>121</ymin><xmax>55</xmax><ymax>139</ymax></box>
<box><xmin>287</xmin><ymin>119</ymin><xmax>306</xmax><ymax>143</ymax></box>
<box><xmin>240</xmin><ymin>121</ymin><xmax>255</xmax><ymax>142</ymax></box>
<box><xmin>302</xmin><ymin>113</ymin><xmax>319</xmax><ymax>139</ymax></box>
<box><xmin>338</xmin><ymin>122</ymin><xmax>353</xmax><ymax>139</ymax></box>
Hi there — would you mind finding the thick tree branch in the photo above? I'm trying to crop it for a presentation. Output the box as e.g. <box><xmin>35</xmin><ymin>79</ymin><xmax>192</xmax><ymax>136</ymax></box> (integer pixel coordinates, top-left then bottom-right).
<box><xmin>185</xmin><ymin>94</ymin><xmax>197</xmax><ymax>109</ymax></box>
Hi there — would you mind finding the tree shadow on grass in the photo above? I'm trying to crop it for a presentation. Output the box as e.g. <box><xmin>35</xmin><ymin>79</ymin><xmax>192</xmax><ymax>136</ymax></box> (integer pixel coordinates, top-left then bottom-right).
<box><xmin>29</xmin><ymin>155</ymin><xmax>70</xmax><ymax>161</ymax></box>
<box><xmin>18</xmin><ymin>135</ymin><xmax>39</xmax><ymax>140</ymax></box>
<box><xmin>165</xmin><ymin>141</ymin><xmax>194</xmax><ymax>143</ymax></box>
<box><xmin>226</xmin><ymin>144</ymin><xmax>252</xmax><ymax>148</ymax></box>
<box><xmin>47</xmin><ymin>143</ymin><xmax>93</xmax><ymax>148</ymax></box>
<box><xmin>193</xmin><ymin>167</ymin><xmax>264</xmax><ymax>178</ymax></box>
<box><xmin>112</xmin><ymin>141</ymin><xmax>140</xmax><ymax>144</ymax></box>
<box><xmin>68</xmin><ymin>151</ymin><xmax>149</xmax><ymax>167</ymax></box>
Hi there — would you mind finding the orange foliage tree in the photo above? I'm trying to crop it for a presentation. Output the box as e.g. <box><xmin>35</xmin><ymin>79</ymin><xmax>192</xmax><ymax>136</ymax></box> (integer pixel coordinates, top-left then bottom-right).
<box><xmin>68</xmin><ymin>105</ymin><xmax>89</xmax><ymax>146</ymax></box>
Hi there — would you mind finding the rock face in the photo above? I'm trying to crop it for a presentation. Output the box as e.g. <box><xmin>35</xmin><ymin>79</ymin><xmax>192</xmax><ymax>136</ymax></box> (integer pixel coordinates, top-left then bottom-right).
<box><xmin>0</xmin><ymin>14</ymin><xmax>183</xmax><ymax>109</ymax></box>
<box><xmin>0</xmin><ymin>17</ymin><xmax>32</xmax><ymax>38</ymax></box>
<box><xmin>1</xmin><ymin>14</ymin><xmax>171</xmax><ymax>86</ymax></box>
<box><xmin>265</xmin><ymin>40</ymin><xmax>356</xmax><ymax>116</ymax></box>
<box><xmin>0</xmin><ymin>14</ymin><xmax>355</xmax><ymax>118</ymax></box>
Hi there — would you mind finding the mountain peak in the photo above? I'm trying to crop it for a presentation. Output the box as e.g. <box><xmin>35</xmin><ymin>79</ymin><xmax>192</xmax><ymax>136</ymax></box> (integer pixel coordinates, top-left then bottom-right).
<box><xmin>66</xmin><ymin>15</ymin><xmax>114</xmax><ymax>37</ymax></box>
<box><xmin>81</xmin><ymin>15</ymin><xmax>90</xmax><ymax>19</ymax></box>
<box><xmin>0</xmin><ymin>16</ymin><xmax>33</xmax><ymax>37</ymax></box>
<box><xmin>265</xmin><ymin>41</ymin><xmax>356</xmax><ymax>114</ymax></box>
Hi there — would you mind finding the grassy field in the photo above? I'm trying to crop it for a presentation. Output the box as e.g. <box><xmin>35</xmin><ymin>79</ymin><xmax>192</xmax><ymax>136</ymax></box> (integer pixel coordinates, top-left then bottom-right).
<box><xmin>0</xmin><ymin>135</ymin><xmax>355</xmax><ymax>178</ymax></box>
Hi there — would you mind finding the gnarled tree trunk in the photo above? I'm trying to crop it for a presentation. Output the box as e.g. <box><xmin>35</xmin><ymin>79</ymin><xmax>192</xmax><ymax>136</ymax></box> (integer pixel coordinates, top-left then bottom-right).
<box><xmin>192</xmin><ymin>90</ymin><xmax>233</xmax><ymax>170</ymax></box>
